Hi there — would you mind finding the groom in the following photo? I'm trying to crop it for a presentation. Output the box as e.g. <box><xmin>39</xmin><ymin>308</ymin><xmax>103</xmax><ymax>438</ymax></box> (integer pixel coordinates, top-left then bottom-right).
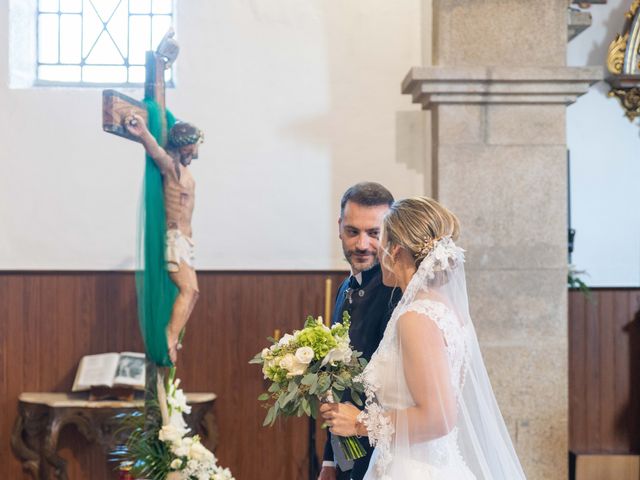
<box><xmin>319</xmin><ymin>182</ymin><xmax>402</xmax><ymax>480</ymax></box>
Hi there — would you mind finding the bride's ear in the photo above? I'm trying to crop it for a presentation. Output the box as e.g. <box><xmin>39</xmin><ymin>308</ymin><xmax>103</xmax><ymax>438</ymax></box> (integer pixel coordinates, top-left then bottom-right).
<box><xmin>390</xmin><ymin>244</ymin><xmax>403</xmax><ymax>264</ymax></box>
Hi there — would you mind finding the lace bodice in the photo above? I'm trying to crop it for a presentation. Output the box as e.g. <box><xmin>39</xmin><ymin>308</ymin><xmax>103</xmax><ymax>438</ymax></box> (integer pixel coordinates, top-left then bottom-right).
<box><xmin>369</xmin><ymin>298</ymin><xmax>469</xmax><ymax>403</ymax></box>
<box><xmin>358</xmin><ymin>298</ymin><xmax>472</xmax><ymax>479</ymax></box>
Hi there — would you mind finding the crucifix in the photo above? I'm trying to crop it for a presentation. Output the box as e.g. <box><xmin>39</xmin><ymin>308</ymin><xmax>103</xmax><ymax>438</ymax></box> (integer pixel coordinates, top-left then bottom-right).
<box><xmin>102</xmin><ymin>29</ymin><xmax>204</xmax><ymax>377</ymax></box>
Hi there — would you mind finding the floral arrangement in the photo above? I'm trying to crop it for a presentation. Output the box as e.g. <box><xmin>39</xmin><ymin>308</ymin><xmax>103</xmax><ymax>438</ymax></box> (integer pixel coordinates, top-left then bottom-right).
<box><xmin>250</xmin><ymin>313</ymin><xmax>367</xmax><ymax>461</ymax></box>
<box><xmin>113</xmin><ymin>369</ymin><xmax>234</xmax><ymax>480</ymax></box>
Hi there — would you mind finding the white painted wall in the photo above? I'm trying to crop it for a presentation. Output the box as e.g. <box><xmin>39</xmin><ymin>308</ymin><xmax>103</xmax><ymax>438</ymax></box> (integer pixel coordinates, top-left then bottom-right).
<box><xmin>567</xmin><ymin>1</ymin><xmax>640</xmax><ymax>287</ymax></box>
<box><xmin>1</xmin><ymin>0</ymin><xmax>424</xmax><ymax>270</ymax></box>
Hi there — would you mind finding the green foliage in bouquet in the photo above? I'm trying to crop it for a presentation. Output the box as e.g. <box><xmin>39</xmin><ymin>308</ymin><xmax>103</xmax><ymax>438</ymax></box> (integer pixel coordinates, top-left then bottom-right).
<box><xmin>250</xmin><ymin>313</ymin><xmax>367</xmax><ymax>427</ymax></box>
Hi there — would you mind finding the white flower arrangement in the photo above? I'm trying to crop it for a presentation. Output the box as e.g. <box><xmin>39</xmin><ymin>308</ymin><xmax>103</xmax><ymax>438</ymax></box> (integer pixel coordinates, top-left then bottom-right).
<box><xmin>161</xmin><ymin>377</ymin><xmax>236</xmax><ymax>480</ymax></box>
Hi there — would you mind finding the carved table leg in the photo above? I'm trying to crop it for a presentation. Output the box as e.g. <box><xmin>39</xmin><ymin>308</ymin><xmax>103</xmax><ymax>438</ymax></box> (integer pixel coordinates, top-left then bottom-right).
<box><xmin>201</xmin><ymin>410</ymin><xmax>219</xmax><ymax>451</ymax></box>
<box><xmin>42</xmin><ymin>415</ymin><xmax>68</xmax><ymax>480</ymax></box>
<box><xmin>11</xmin><ymin>402</ymin><xmax>50</xmax><ymax>480</ymax></box>
<box><xmin>11</xmin><ymin>413</ymin><xmax>42</xmax><ymax>479</ymax></box>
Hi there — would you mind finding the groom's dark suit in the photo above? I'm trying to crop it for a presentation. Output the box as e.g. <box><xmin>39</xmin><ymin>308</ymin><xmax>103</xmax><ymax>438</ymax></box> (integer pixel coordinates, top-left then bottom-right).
<box><xmin>322</xmin><ymin>263</ymin><xmax>401</xmax><ymax>480</ymax></box>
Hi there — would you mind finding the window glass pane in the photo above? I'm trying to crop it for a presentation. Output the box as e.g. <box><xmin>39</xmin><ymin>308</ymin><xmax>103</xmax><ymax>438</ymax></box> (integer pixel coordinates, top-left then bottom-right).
<box><xmin>39</xmin><ymin>0</ymin><xmax>59</xmax><ymax>12</ymax></box>
<box><xmin>83</xmin><ymin>65</ymin><xmax>127</xmax><ymax>83</ymax></box>
<box><xmin>38</xmin><ymin>14</ymin><xmax>59</xmax><ymax>63</ymax></box>
<box><xmin>89</xmin><ymin>0</ymin><xmax>120</xmax><ymax>22</ymax></box>
<box><xmin>151</xmin><ymin>15</ymin><xmax>171</xmax><ymax>50</ymax></box>
<box><xmin>39</xmin><ymin>65</ymin><xmax>81</xmax><ymax>82</ymax></box>
<box><xmin>60</xmin><ymin>0</ymin><xmax>82</xmax><ymax>13</ymax></box>
<box><xmin>82</xmin><ymin>4</ymin><xmax>103</xmax><ymax>58</ymax></box>
<box><xmin>85</xmin><ymin>31</ymin><xmax>124</xmax><ymax>64</ymax></box>
<box><xmin>129</xmin><ymin>15</ymin><xmax>151</xmax><ymax>64</ymax></box>
<box><xmin>152</xmin><ymin>0</ymin><xmax>172</xmax><ymax>14</ymax></box>
<box><xmin>108</xmin><ymin>1</ymin><xmax>129</xmax><ymax>58</ymax></box>
<box><xmin>59</xmin><ymin>14</ymin><xmax>82</xmax><ymax>63</ymax></box>
<box><xmin>128</xmin><ymin>65</ymin><xmax>145</xmax><ymax>83</ymax></box>
<box><xmin>130</xmin><ymin>0</ymin><xmax>151</xmax><ymax>14</ymax></box>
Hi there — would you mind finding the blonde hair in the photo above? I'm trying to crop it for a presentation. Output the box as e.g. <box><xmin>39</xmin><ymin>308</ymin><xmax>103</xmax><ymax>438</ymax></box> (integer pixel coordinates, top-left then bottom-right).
<box><xmin>382</xmin><ymin>196</ymin><xmax>460</xmax><ymax>267</ymax></box>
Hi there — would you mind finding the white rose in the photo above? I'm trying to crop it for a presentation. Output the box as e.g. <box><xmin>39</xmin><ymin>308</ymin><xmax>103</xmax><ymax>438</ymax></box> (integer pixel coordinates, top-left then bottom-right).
<box><xmin>171</xmin><ymin>437</ymin><xmax>191</xmax><ymax>457</ymax></box>
<box><xmin>170</xmin><ymin>458</ymin><xmax>182</xmax><ymax>470</ymax></box>
<box><xmin>287</xmin><ymin>359</ymin><xmax>307</xmax><ymax>377</ymax></box>
<box><xmin>159</xmin><ymin>424</ymin><xmax>186</xmax><ymax>444</ymax></box>
<box><xmin>278</xmin><ymin>333</ymin><xmax>294</xmax><ymax>346</ymax></box>
<box><xmin>295</xmin><ymin>346</ymin><xmax>314</xmax><ymax>364</ymax></box>
<box><xmin>261</xmin><ymin>348</ymin><xmax>270</xmax><ymax>358</ymax></box>
<box><xmin>189</xmin><ymin>441</ymin><xmax>214</xmax><ymax>462</ymax></box>
<box><xmin>279</xmin><ymin>353</ymin><xmax>307</xmax><ymax>377</ymax></box>
<box><xmin>279</xmin><ymin>353</ymin><xmax>296</xmax><ymax>371</ymax></box>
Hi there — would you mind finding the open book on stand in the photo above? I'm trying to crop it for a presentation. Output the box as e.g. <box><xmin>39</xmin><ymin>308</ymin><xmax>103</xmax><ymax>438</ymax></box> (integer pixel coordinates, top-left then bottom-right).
<box><xmin>72</xmin><ymin>352</ymin><xmax>146</xmax><ymax>400</ymax></box>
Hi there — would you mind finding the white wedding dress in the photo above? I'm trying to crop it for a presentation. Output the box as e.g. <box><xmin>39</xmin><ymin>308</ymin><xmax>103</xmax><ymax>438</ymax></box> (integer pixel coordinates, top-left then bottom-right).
<box><xmin>358</xmin><ymin>238</ymin><xmax>526</xmax><ymax>480</ymax></box>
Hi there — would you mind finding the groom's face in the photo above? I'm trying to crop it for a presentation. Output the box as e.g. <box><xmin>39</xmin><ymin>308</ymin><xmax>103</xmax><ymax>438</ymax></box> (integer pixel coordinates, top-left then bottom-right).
<box><xmin>339</xmin><ymin>201</ymin><xmax>389</xmax><ymax>274</ymax></box>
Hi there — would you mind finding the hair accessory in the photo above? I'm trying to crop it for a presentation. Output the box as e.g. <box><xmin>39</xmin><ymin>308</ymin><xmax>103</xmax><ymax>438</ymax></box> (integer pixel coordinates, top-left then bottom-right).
<box><xmin>415</xmin><ymin>236</ymin><xmax>439</xmax><ymax>259</ymax></box>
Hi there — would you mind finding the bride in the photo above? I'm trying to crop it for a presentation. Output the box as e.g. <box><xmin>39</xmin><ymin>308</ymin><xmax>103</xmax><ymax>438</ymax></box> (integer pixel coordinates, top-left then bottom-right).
<box><xmin>320</xmin><ymin>196</ymin><xmax>526</xmax><ymax>479</ymax></box>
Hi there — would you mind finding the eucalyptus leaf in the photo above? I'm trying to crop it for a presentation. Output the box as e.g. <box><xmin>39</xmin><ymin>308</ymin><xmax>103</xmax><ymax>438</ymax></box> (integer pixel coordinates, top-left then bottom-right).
<box><xmin>301</xmin><ymin>397</ymin><xmax>311</xmax><ymax>416</ymax></box>
<box><xmin>263</xmin><ymin>406</ymin><xmax>276</xmax><ymax>426</ymax></box>
<box><xmin>301</xmin><ymin>373</ymin><xmax>316</xmax><ymax>386</ymax></box>
<box><xmin>318</xmin><ymin>375</ymin><xmax>331</xmax><ymax>392</ymax></box>
<box><xmin>332</xmin><ymin>388</ymin><xmax>343</xmax><ymax>402</ymax></box>
<box><xmin>268</xmin><ymin>383</ymin><xmax>281</xmax><ymax>393</ymax></box>
<box><xmin>258</xmin><ymin>393</ymin><xmax>270</xmax><ymax>401</ymax></box>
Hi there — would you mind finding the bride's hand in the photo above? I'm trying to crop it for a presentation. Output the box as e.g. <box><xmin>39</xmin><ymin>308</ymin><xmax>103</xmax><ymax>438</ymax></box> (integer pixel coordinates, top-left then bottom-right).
<box><xmin>320</xmin><ymin>402</ymin><xmax>364</xmax><ymax>437</ymax></box>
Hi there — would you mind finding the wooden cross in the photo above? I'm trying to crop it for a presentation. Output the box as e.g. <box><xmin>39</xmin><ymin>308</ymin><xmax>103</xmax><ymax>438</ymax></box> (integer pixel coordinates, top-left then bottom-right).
<box><xmin>102</xmin><ymin>28</ymin><xmax>179</xmax><ymax>144</ymax></box>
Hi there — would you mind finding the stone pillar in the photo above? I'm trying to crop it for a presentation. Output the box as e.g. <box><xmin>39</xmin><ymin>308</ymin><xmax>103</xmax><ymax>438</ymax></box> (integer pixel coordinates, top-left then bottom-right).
<box><xmin>402</xmin><ymin>2</ymin><xmax>602</xmax><ymax>479</ymax></box>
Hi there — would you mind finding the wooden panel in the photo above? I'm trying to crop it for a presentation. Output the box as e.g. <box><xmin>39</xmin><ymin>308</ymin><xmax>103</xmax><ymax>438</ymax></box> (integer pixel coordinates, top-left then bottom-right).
<box><xmin>576</xmin><ymin>455</ymin><xmax>639</xmax><ymax>480</ymax></box>
<box><xmin>6</xmin><ymin>280</ymin><xmax>640</xmax><ymax>476</ymax></box>
<box><xmin>0</xmin><ymin>271</ymin><xmax>346</xmax><ymax>480</ymax></box>
<box><xmin>569</xmin><ymin>289</ymin><xmax>640</xmax><ymax>455</ymax></box>
<box><xmin>569</xmin><ymin>287</ymin><xmax>588</xmax><ymax>451</ymax></box>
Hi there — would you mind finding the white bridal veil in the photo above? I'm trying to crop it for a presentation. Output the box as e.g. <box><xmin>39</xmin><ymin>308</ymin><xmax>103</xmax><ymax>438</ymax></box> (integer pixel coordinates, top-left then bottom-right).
<box><xmin>358</xmin><ymin>237</ymin><xmax>526</xmax><ymax>479</ymax></box>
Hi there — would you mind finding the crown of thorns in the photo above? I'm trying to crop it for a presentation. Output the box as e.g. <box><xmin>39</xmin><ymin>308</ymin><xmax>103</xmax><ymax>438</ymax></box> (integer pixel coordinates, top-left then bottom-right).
<box><xmin>169</xmin><ymin>122</ymin><xmax>204</xmax><ymax>147</ymax></box>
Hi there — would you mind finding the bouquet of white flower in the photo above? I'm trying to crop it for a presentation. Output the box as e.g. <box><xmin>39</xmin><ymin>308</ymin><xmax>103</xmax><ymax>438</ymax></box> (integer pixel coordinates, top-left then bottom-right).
<box><xmin>159</xmin><ymin>375</ymin><xmax>235</xmax><ymax>480</ymax></box>
<box><xmin>250</xmin><ymin>313</ymin><xmax>367</xmax><ymax>461</ymax></box>
<box><xmin>113</xmin><ymin>369</ymin><xmax>235</xmax><ymax>480</ymax></box>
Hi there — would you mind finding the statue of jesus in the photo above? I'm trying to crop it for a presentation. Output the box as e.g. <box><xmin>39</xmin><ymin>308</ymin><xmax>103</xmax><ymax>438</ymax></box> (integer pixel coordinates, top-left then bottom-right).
<box><xmin>125</xmin><ymin>113</ymin><xmax>204</xmax><ymax>364</ymax></box>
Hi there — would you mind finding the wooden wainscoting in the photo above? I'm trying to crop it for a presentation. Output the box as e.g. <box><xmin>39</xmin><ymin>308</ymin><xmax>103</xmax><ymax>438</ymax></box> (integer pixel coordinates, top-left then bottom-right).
<box><xmin>3</xmin><ymin>278</ymin><xmax>640</xmax><ymax>480</ymax></box>
<box><xmin>0</xmin><ymin>271</ymin><xmax>347</xmax><ymax>480</ymax></box>
<box><xmin>569</xmin><ymin>288</ymin><xmax>640</xmax><ymax>455</ymax></box>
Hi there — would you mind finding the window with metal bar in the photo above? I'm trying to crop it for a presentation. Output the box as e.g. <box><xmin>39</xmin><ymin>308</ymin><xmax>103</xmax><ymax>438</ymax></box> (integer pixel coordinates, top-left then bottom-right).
<box><xmin>37</xmin><ymin>0</ymin><xmax>174</xmax><ymax>86</ymax></box>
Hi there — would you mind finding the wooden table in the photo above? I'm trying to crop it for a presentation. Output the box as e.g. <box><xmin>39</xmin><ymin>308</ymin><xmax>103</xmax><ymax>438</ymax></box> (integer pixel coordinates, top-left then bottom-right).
<box><xmin>11</xmin><ymin>392</ymin><xmax>217</xmax><ymax>480</ymax></box>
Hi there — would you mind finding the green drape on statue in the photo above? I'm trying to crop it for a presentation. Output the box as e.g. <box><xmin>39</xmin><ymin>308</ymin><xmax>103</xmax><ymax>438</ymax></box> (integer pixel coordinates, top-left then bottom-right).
<box><xmin>136</xmin><ymin>99</ymin><xmax>177</xmax><ymax>367</ymax></box>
